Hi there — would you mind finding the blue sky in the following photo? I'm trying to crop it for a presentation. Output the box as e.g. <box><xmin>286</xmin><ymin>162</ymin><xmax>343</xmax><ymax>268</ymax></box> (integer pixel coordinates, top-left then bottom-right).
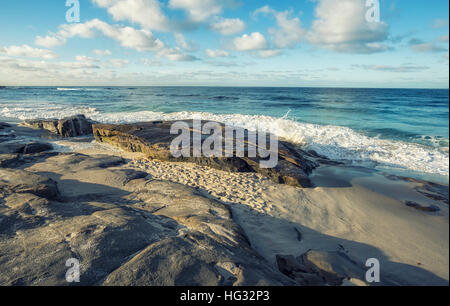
<box><xmin>0</xmin><ymin>0</ymin><xmax>448</xmax><ymax>87</ymax></box>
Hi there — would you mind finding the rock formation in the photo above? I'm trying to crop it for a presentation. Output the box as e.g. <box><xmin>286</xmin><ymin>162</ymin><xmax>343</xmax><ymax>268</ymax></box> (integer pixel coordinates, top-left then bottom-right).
<box><xmin>276</xmin><ymin>251</ymin><xmax>376</xmax><ymax>286</ymax></box>
<box><xmin>93</xmin><ymin>121</ymin><xmax>318</xmax><ymax>188</ymax></box>
<box><xmin>0</xmin><ymin>153</ymin><xmax>293</xmax><ymax>286</ymax></box>
<box><xmin>21</xmin><ymin>115</ymin><xmax>95</xmax><ymax>137</ymax></box>
<box><xmin>0</xmin><ymin>142</ymin><xmax>53</xmax><ymax>155</ymax></box>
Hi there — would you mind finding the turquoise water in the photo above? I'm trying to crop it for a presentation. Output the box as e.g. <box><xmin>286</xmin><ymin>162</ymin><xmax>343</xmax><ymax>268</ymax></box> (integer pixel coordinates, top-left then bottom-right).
<box><xmin>1</xmin><ymin>86</ymin><xmax>448</xmax><ymax>180</ymax></box>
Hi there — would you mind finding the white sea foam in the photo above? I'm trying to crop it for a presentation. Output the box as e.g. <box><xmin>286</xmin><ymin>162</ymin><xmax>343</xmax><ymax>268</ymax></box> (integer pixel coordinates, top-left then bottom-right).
<box><xmin>0</xmin><ymin>103</ymin><xmax>99</xmax><ymax>121</ymax></box>
<box><xmin>1</xmin><ymin>105</ymin><xmax>448</xmax><ymax>176</ymax></box>
<box><xmin>56</xmin><ymin>88</ymin><xmax>84</xmax><ymax>91</ymax></box>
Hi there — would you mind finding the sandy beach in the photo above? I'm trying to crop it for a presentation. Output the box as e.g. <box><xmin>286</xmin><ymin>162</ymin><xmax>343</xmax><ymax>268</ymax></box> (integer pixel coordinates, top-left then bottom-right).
<box><xmin>1</xmin><ymin>118</ymin><xmax>448</xmax><ymax>286</ymax></box>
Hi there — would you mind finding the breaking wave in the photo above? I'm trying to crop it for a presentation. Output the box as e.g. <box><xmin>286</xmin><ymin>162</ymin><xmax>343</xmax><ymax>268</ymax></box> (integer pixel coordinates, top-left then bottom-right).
<box><xmin>1</xmin><ymin>104</ymin><xmax>448</xmax><ymax>176</ymax></box>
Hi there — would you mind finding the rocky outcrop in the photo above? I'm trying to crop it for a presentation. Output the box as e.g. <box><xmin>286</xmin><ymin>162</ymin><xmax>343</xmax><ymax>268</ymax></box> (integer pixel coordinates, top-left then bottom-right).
<box><xmin>0</xmin><ymin>153</ymin><xmax>292</xmax><ymax>286</ymax></box>
<box><xmin>0</xmin><ymin>168</ymin><xmax>59</xmax><ymax>200</ymax></box>
<box><xmin>0</xmin><ymin>154</ymin><xmax>20</xmax><ymax>168</ymax></box>
<box><xmin>93</xmin><ymin>121</ymin><xmax>318</xmax><ymax>188</ymax></box>
<box><xmin>276</xmin><ymin>254</ymin><xmax>325</xmax><ymax>286</ymax></box>
<box><xmin>19</xmin><ymin>142</ymin><xmax>53</xmax><ymax>154</ymax></box>
<box><xmin>405</xmin><ymin>201</ymin><xmax>440</xmax><ymax>212</ymax></box>
<box><xmin>0</xmin><ymin>142</ymin><xmax>53</xmax><ymax>155</ymax></box>
<box><xmin>21</xmin><ymin>115</ymin><xmax>95</xmax><ymax>137</ymax></box>
<box><xmin>276</xmin><ymin>251</ymin><xmax>371</xmax><ymax>286</ymax></box>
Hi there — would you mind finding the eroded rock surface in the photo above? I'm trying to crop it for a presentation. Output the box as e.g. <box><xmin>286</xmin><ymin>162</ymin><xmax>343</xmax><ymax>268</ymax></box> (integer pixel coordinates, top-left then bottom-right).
<box><xmin>93</xmin><ymin>121</ymin><xmax>318</xmax><ymax>188</ymax></box>
<box><xmin>0</xmin><ymin>142</ymin><xmax>53</xmax><ymax>155</ymax></box>
<box><xmin>0</xmin><ymin>153</ymin><xmax>292</xmax><ymax>286</ymax></box>
<box><xmin>276</xmin><ymin>251</ymin><xmax>373</xmax><ymax>286</ymax></box>
<box><xmin>21</xmin><ymin>115</ymin><xmax>95</xmax><ymax>137</ymax></box>
<box><xmin>0</xmin><ymin>168</ymin><xmax>59</xmax><ymax>200</ymax></box>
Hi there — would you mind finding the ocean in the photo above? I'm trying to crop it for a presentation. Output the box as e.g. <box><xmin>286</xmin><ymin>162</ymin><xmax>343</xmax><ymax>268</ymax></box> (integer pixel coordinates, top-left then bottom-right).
<box><xmin>0</xmin><ymin>86</ymin><xmax>448</xmax><ymax>182</ymax></box>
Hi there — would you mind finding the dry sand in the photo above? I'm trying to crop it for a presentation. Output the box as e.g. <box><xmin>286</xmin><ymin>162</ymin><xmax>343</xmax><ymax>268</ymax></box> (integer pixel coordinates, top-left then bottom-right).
<box><xmin>53</xmin><ymin>137</ymin><xmax>450</xmax><ymax>286</ymax></box>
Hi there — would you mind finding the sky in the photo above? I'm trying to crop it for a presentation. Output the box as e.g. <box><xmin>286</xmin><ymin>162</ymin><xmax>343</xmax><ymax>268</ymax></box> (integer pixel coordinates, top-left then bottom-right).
<box><xmin>0</xmin><ymin>0</ymin><xmax>448</xmax><ymax>88</ymax></box>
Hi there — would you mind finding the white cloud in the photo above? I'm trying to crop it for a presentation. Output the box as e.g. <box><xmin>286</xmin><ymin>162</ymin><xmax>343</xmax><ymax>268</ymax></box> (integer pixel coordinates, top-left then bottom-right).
<box><xmin>107</xmin><ymin>59</ymin><xmax>130</xmax><ymax>68</ymax></box>
<box><xmin>271</xmin><ymin>11</ymin><xmax>305</xmax><ymax>48</ymax></box>
<box><xmin>307</xmin><ymin>0</ymin><xmax>390</xmax><ymax>54</ymax></box>
<box><xmin>93</xmin><ymin>49</ymin><xmax>112</xmax><ymax>56</ymax></box>
<box><xmin>35</xmin><ymin>19</ymin><xmax>198</xmax><ymax>62</ymax></box>
<box><xmin>254</xmin><ymin>6</ymin><xmax>305</xmax><ymax>49</ymax></box>
<box><xmin>174</xmin><ymin>33</ymin><xmax>198</xmax><ymax>52</ymax></box>
<box><xmin>259</xmin><ymin>50</ymin><xmax>282</xmax><ymax>58</ymax></box>
<box><xmin>210</xmin><ymin>18</ymin><xmax>245</xmax><ymax>35</ymax></box>
<box><xmin>206</xmin><ymin>49</ymin><xmax>230</xmax><ymax>58</ymax></box>
<box><xmin>0</xmin><ymin>56</ymin><xmax>100</xmax><ymax>73</ymax></box>
<box><xmin>157</xmin><ymin>47</ymin><xmax>198</xmax><ymax>61</ymax></box>
<box><xmin>35</xmin><ymin>35</ymin><xmax>66</xmax><ymax>48</ymax></box>
<box><xmin>411</xmin><ymin>43</ymin><xmax>447</xmax><ymax>53</ymax></box>
<box><xmin>409</xmin><ymin>38</ymin><xmax>448</xmax><ymax>53</ymax></box>
<box><xmin>169</xmin><ymin>0</ymin><xmax>225</xmax><ymax>22</ymax></box>
<box><xmin>355</xmin><ymin>64</ymin><xmax>430</xmax><ymax>73</ymax></box>
<box><xmin>252</xmin><ymin>5</ymin><xmax>273</xmax><ymax>17</ymax></box>
<box><xmin>75</xmin><ymin>55</ymin><xmax>96</xmax><ymax>62</ymax></box>
<box><xmin>140</xmin><ymin>58</ymin><xmax>169</xmax><ymax>66</ymax></box>
<box><xmin>0</xmin><ymin>45</ymin><xmax>59</xmax><ymax>59</ymax></box>
<box><xmin>0</xmin><ymin>55</ymin><xmax>110</xmax><ymax>85</ymax></box>
<box><xmin>91</xmin><ymin>0</ymin><xmax>170</xmax><ymax>31</ymax></box>
<box><xmin>35</xmin><ymin>19</ymin><xmax>165</xmax><ymax>52</ymax></box>
<box><xmin>233</xmin><ymin>32</ymin><xmax>267</xmax><ymax>51</ymax></box>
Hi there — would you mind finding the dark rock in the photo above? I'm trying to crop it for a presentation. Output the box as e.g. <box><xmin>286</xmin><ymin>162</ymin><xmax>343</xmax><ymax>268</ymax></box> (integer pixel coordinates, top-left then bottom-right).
<box><xmin>21</xmin><ymin>115</ymin><xmax>95</xmax><ymax>137</ymax></box>
<box><xmin>8</xmin><ymin>142</ymin><xmax>53</xmax><ymax>154</ymax></box>
<box><xmin>277</xmin><ymin>250</ymin><xmax>371</xmax><ymax>286</ymax></box>
<box><xmin>93</xmin><ymin>121</ymin><xmax>318</xmax><ymax>188</ymax></box>
<box><xmin>386</xmin><ymin>174</ymin><xmax>449</xmax><ymax>205</ymax></box>
<box><xmin>0</xmin><ymin>154</ymin><xmax>20</xmax><ymax>168</ymax></box>
<box><xmin>405</xmin><ymin>201</ymin><xmax>440</xmax><ymax>212</ymax></box>
<box><xmin>0</xmin><ymin>142</ymin><xmax>53</xmax><ymax>155</ymax></box>
<box><xmin>307</xmin><ymin>150</ymin><xmax>344</xmax><ymax>165</ymax></box>
<box><xmin>298</xmin><ymin>250</ymin><xmax>367</xmax><ymax>286</ymax></box>
<box><xmin>103</xmin><ymin>233</ymin><xmax>290</xmax><ymax>286</ymax></box>
<box><xmin>294</xmin><ymin>227</ymin><xmax>302</xmax><ymax>241</ymax></box>
<box><xmin>0</xmin><ymin>123</ymin><xmax>14</xmax><ymax>143</ymax></box>
<box><xmin>0</xmin><ymin>143</ymin><xmax>21</xmax><ymax>154</ymax></box>
<box><xmin>19</xmin><ymin>142</ymin><xmax>53</xmax><ymax>154</ymax></box>
<box><xmin>276</xmin><ymin>254</ymin><xmax>325</xmax><ymax>286</ymax></box>
<box><xmin>0</xmin><ymin>168</ymin><xmax>59</xmax><ymax>200</ymax></box>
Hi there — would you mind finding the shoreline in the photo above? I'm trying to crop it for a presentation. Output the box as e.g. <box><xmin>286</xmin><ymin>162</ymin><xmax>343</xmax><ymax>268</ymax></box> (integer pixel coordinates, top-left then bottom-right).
<box><xmin>1</xmin><ymin>120</ymin><xmax>449</xmax><ymax>285</ymax></box>
<box><xmin>2</xmin><ymin>115</ymin><xmax>448</xmax><ymax>184</ymax></box>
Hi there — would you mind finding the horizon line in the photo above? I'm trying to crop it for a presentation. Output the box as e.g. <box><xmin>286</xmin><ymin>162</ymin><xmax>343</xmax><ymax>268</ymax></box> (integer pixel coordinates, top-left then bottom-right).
<box><xmin>1</xmin><ymin>85</ymin><xmax>449</xmax><ymax>90</ymax></box>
